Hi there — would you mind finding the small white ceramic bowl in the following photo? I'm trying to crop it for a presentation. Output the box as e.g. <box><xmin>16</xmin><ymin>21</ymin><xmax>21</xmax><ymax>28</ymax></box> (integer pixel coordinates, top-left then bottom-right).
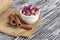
<box><xmin>20</xmin><ymin>10</ymin><xmax>40</xmax><ymax>24</ymax></box>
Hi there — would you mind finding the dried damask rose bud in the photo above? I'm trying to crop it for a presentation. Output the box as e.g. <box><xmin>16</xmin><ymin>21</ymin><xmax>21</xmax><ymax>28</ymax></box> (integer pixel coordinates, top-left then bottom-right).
<box><xmin>32</xmin><ymin>7</ymin><xmax>39</xmax><ymax>12</ymax></box>
<box><xmin>23</xmin><ymin>6</ymin><xmax>27</xmax><ymax>10</ymax></box>
<box><xmin>22</xmin><ymin>9</ymin><xmax>24</xmax><ymax>13</ymax></box>
<box><xmin>22</xmin><ymin>9</ymin><xmax>26</xmax><ymax>15</ymax></box>
<box><xmin>27</xmin><ymin>5</ymin><xmax>32</xmax><ymax>14</ymax></box>
<box><xmin>26</xmin><ymin>11</ymin><xmax>31</xmax><ymax>16</ymax></box>
<box><xmin>28</xmin><ymin>5</ymin><xmax>32</xmax><ymax>9</ymax></box>
<box><xmin>22</xmin><ymin>11</ymin><xmax>25</xmax><ymax>15</ymax></box>
<box><xmin>31</xmin><ymin>9</ymin><xmax>35</xmax><ymax>14</ymax></box>
<box><xmin>25</xmin><ymin>10</ymin><xmax>28</xmax><ymax>14</ymax></box>
<box><xmin>29</xmin><ymin>9</ymin><xmax>32</xmax><ymax>14</ymax></box>
<box><xmin>35</xmin><ymin>8</ymin><xmax>39</xmax><ymax>12</ymax></box>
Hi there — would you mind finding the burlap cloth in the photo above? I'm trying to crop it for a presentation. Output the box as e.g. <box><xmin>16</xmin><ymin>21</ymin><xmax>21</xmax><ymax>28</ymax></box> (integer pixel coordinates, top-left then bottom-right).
<box><xmin>0</xmin><ymin>0</ymin><xmax>13</xmax><ymax>14</ymax></box>
<box><xmin>0</xmin><ymin>8</ymin><xmax>42</xmax><ymax>37</ymax></box>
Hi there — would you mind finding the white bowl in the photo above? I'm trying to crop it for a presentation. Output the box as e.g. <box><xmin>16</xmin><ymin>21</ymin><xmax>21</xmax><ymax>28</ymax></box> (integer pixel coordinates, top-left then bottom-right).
<box><xmin>20</xmin><ymin>10</ymin><xmax>40</xmax><ymax>24</ymax></box>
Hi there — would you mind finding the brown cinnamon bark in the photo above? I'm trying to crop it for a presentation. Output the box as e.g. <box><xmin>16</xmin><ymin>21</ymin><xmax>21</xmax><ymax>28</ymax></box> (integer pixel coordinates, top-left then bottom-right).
<box><xmin>21</xmin><ymin>24</ymin><xmax>32</xmax><ymax>30</ymax></box>
<box><xmin>9</xmin><ymin>14</ymin><xmax>16</xmax><ymax>25</ymax></box>
<box><xmin>14</xmin><ymin>14</ymin><xmax>22</xmax><ymax>27</ymax></box>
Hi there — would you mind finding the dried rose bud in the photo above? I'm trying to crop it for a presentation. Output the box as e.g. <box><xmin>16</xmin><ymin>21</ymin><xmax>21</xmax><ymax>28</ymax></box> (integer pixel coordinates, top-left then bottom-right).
<box><xmin>22</xmin><ymin>9</ymin><xmax>26</xmax><ymax>14</ymax></box>
<box><xmin>26</xmin><ymin>10</ymin><xmax>30</xmax><ymax>15</ymax></box>
<box><xmin>22</xmin><ymin>11</ymin><xmax>26</xmax><ymax>15</ymax></box>
<box><xmin>25</xmin><ymin>10</ymin><xmax>28</xmax><ymax>14</ymax></box>
<box><xmin>28</xmin><ymin>5</ymin><xmax>32</xmax><ymax>9</ymax></box>
<box><xmin>26</xmin><ymin>7</ymin><xmax>31</xmax><ymax>13</ymax></box>
<box><xmin>22</xmin><ymin>10</ymin><xmax>23</xmax><ymax>13</ymax></box>
<box><xmin>23</xmin><ymin>6</ymin><xmax>27</xmax><ymax>10</ymax></box>
<box><xmin>35</xmin><ymin>8</ymin><xmax>39</xmax><ymax>12</ymax></box>
<box><xmin>29</xmin><ymin>9</ymin><xmax>32</xmax><ymax>14</ymax></box>
<box><xmin>32</xmin><ymin>9</ymin><xmax>35</xmax><ymax>14</ymax></box>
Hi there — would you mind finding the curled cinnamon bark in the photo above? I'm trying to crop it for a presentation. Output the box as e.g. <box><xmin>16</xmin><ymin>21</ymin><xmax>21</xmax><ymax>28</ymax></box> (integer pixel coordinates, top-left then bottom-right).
<box><xmin>14</xmin><ymin>14</ymin><xmax>22</xmax><ymax>27</ymax></box>
<box><xmin>9</xmin><ymin>14</ymin><xmax>16</xmax><ymax>25</ymax></box>
<box><xmin>21</xmin><ymin>24</ymin><xmax>32</xmax><ymax>30</ymax></box>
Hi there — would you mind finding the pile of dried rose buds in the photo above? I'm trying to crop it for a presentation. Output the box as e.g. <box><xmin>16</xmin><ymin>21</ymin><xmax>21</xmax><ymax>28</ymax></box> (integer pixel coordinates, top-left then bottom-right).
<box><xmin>22</xmin><ymin>5</ymin><xmax>39</xmax><ymax>16</ymax></box>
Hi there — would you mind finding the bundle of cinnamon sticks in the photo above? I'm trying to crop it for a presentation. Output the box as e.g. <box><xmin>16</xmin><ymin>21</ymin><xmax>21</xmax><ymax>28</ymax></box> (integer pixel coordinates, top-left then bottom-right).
<box><xmin>9</xmin><ymin>14</ymin><xmax>32</xmax><ymax>30</ymax></box>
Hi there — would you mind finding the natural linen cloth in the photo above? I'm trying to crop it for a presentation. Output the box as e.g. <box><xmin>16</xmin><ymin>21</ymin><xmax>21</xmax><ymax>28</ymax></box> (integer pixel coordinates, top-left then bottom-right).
<box><xmin>0</xmin><ymin>0</ymin><xmax>60</xmax><ymax>40</ymax></box>
<box><xmin>0</xmin><ymin>0</ymin><xmax>13</xmax><ymax>14</ymax></box>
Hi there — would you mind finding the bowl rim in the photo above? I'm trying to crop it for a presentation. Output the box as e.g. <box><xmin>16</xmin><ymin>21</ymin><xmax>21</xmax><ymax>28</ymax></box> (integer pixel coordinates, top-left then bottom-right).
<box><xmin>20</xmin><ymin>10</ymin><xmax>40</xmax><ymax>17</ymax></box>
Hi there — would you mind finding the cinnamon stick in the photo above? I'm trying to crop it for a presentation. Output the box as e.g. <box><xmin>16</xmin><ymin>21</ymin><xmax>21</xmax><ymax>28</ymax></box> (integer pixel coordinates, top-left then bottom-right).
<box><xmin>14</xmin><ymin>14</ymin><xmax>22</xmax><ymax>27</ymax></box>
<box><xmin>9</xmin><ymin>14</ymin><xmax>16</xmax><ymax>25</ymax></box>
<box><xmin>21</xmin><ymin>24</ymin><xmax>32</xmax><ymax>30</ymax></box>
